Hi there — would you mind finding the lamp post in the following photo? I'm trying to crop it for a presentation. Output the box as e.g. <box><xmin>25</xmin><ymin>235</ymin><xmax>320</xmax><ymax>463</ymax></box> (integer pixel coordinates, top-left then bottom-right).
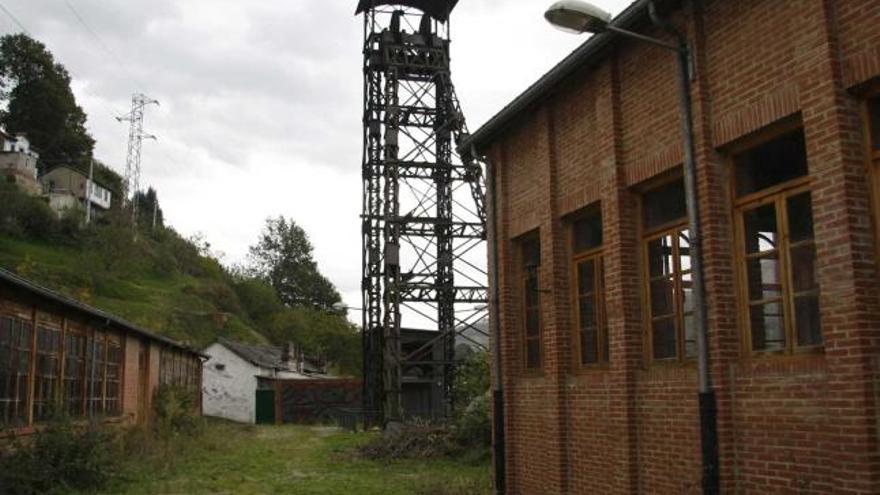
<box><xmin>545</xmin><ymin>1</ymin><xmax>719</xmax><ymax>493</ymax></box>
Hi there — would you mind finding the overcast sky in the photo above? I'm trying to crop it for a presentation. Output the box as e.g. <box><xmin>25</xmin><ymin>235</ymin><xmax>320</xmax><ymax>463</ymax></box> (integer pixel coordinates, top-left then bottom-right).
<box><xmin>1</xmin><ymin>0</ymin><xmax>633</xmax><ymax>318</ymax></box>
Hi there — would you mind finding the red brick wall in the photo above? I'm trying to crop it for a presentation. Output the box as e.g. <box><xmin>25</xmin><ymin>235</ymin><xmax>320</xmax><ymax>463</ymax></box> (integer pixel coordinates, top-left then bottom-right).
<box><xmin>486</xmin><ymin>0</ymin><xmax>880</xmax><ymax>493</ymax></box>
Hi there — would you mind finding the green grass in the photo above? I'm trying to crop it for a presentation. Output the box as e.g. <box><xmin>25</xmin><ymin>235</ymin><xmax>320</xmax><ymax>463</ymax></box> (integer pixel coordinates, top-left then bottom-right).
<box><xmin>0</xmin><ymin>236</ymin><xmax>265</xmax><ymax>347</ymax></box>
<box><xmin>103</xmin><ymin>421</ymin><xmax>492</xmax><ymax>495</ymax></box>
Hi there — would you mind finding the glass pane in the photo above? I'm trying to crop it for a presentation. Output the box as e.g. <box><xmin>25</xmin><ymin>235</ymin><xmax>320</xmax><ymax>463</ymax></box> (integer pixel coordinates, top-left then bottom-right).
<box><xmin>525</xmin><ymin>309</ymin><xmax>539</xmax><ymax>337</ymax></box>
<box><xmin>795</xmin><ymin>295</ymin><xmax>822</xmax><ymax>347</ymax></box>
<box><xmin>745</xmin><ymin>256</ymin><xmax>782</xmax><ymax>301</ymax></box>
<box><xmin>573</xmin><ymin>209</ymin><xmax>602</xmax><ymax>253</ymax></box>
<box><xmin>650</xmin><ymin>277</ymin><xmax>675</xmax><ymax>316</ymax></box>
<box><xmin>679</xmin><ymin>229</ymin><xmax>691</xmax><ymax>272</ymax></box>
<box><xmin>682</xmin><ymin>273</ymin><xmax>694</xmax><ymax>312</ymax></box>
<box><xmin>743</xmin><ymin>204</ymin><xmax>778</xmax><ymax>254</ymax></box>
<box><xmin>787</xmin><ymin>192</ymin><xmax>814</xmax><ymax>242</ymax></box>
<box><xmin>579</xmin><ymin>297</ymin><xmax>597</xmax><ymax>330</ymax></box>
<box><xmin>684</xmin><ymin>314</ymin><xmax>696</xmax><ymax>358</ymax></box>
<box><xmin>790</xmin><ymin>244</ymin><xmax>817</xmax><ymax>292</ymax></box>
<box><xmin>652</xmin><ymin>318</ymin><xmax>676</xmax><ymax>360</ymax></box>
<box><xmin>735</xmin><ymin>131</ymin><xmax>808</xmax><ymax>197</ymax></box>
<box><xmin>525</xmin><ymin>276</ymin><xmax>539</xmax><ymax>307</ymax></box>
<box><xmin>643</xmin><ymin>180</ymin><xmax>687</xmax><ymax>230</ymax></box>
<box><xmin>526</xmin><ymin>340</ymin><xmax>541</xmax><ymax>369</ymax></box>
<box><xmin>648</xmin><ymin>235</ymin><xmax>675</xmax><ymax>277</ymax></box>
<box><xmin>577</xmin><ymin>260</ymin><xmax>595</xmax><ymax>295</ymax></box>
<box><xmin>869</xmin><ymin>97</ymin><xmax>880</xmax><ymax>150</ymax></box>
<box><xmin>750</xmin><ymin>302</ymin><xmax>785</xmax><ymax>351</ymax></box>
<box><xmin>521</xmin><ymin>237</ymin><xmax>541</xmax><ymax>269</ymax></box>
<box><xmin>580</xmin><ymin>328</ymin><xmax>598</xmax><ymax>365</ymax></box>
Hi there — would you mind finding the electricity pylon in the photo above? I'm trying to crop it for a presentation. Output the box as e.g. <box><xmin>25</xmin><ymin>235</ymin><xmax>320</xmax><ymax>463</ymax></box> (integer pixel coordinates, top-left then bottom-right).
<box><xmin>117</xmin><ymin>93</ymin><xmax>158</xmax><ymax>229</ymax></box>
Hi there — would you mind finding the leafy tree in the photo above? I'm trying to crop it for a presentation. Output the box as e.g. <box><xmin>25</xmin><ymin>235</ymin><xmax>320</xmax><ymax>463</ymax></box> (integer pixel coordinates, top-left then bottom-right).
<box><xmin>266</xmin><ymin>307</ymin><xmax>361</xmax><ymax>376</ymax></box>
<box><xmin>0</xmin><ymin>34</ymin><xmax>94</xmax><ymax>171</ymax></box>
<box><xmin>134</xmin><ymin>187</ymin><xmax>164</xmax><ymax>229</ymax></box>
<box><xmin>248</xmin><ymin>216</ymin><xmax>342</xmax><ymax>310</ymax></box>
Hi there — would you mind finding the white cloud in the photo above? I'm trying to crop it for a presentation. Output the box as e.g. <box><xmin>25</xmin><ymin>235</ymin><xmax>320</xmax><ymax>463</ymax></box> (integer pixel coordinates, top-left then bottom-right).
<box><xmin>2</xmin><ymin>0</ymin><xmax>634</xmax><ymax>320</ymax></box>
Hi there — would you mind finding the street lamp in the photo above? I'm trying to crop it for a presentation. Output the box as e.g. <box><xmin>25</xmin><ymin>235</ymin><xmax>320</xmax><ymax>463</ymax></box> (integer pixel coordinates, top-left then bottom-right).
<box><xmin>545</xmin><ymin>1</ymin><xmax>719</xmax><ymax>494</ymax></box>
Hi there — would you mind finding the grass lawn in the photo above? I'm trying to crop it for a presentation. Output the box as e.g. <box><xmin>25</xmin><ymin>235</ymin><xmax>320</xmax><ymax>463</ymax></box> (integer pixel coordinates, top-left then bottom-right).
<box><xmin>101</xmin><ymin>421</ymin><xmax>492</xmax><ymax>495</ymax></box>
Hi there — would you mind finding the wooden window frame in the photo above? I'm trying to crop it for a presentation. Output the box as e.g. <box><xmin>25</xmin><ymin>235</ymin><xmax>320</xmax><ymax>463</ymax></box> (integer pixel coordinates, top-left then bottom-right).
<box><xmin>731</xmin><ymin>128</ymin><xmax>821</xmax><ymax>357</ymax></box>
<box><xmin>862</xmin><ymin>91</ymin><xmax>880</xmax><ymax>265</ymax></box>
<box><xmin>637</xmin><ymin>172</ymin><xmax>695</xmax><ymax>364</ymax></box>
<box><xmin>518</xmin><ymin>233</ymin><xmax>543</xmax><ymax>374</ymax></box>
<box><xmin>63</xmin><ymin>326</ymin><xmax>88</xmax><ymax>418</ymax></box>
<box><xmin>641</xmin><ymin>220</ymin><xmax>694</xmax><ymax>363</ymax></box>
<box><xmin>568</xmin><ymin>206</ymin><xmax>607</xmax><ymax>368</ymax></box>
<box><xmin>0</xmin><ymin>313</ymin><xmax>34</xmax><ymax>429</ymax></box>
<box><xmin>32</xmin><ymin>322</ymin><xmax>62</xmax><ymax>422</ymax></box>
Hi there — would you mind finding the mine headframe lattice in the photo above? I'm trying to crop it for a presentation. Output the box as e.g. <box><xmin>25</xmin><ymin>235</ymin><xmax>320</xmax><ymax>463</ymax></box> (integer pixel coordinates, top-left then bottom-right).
<box><xmin>359</xmin><ymin>3</ymin><xmax>488</xmax><ymax>428</ymax></box>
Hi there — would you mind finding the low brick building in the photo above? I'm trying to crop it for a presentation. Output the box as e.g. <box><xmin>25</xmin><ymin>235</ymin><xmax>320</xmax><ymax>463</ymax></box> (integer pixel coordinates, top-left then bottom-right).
<box><xmin>0</xmin><ymin>268</ymin><xmax>203</xmax><ymax>435</ymax></box>
<box><xmin>462</xmin><ymin>0</ymin><xmax>880</xmax><ymax>493</ymax></box>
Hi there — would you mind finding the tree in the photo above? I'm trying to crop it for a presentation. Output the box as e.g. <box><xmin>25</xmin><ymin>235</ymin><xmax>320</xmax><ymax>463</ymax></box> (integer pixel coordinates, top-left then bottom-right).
<box><xmin>133</xmin><ymin>187</ymin><xmax>164</xmax><ymax>230</ymax></box>
<box><xmin>0</xmin><ymin>34</ymin><xmax>94</xmax><ymax>172</ymax></box>
<box><xmin>247</xmin><ymin>216</ymin><xmax>342</xmax><ymax>310</ymax></box>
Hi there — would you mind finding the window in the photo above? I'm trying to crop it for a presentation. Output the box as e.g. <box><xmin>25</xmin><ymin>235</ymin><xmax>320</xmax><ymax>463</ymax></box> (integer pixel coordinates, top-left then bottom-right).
<box><xmin>734</xmin><ymin>130</ymin><xmax>820</xmax><ymax>353</ymax></box>
<box><xmin>63</xmin><ymin>331</ymin><xmax>87</xmax><ymax>417</ymax></box>
<box><xmin>33</xmin><ymin>325</ymin><xmax>61</xmax><ymax>422</ymax></box>
<box><xmin>642</xmin><ymin>179</ymin><xmax>695</xmax><ymax>361</ymax></box>
<box><xmin>519</xmin><ymin>234</ymin><xmax>542</xmax><ymax>370</ymax></box>
<box><xmin>86</xmin><ymin>333</ymin><xmax>107</xmax><ymax>416</ymax></box>
<box><xmin>571</xmin><ymin>207</ymin><xmax>607</xmax><ymax>365</ymax></box>
<box><xmin>0</xmin><ymin>316</ymin><xmax>32</xmax><ymax>427</ymax></box>
<box><xmin>867</xmin><ymin>96</ymin><xmax>880</xmax><ymax>260</ymax></box>
<box><xmin>105</xmin><ymin>338</ymin><xmax>122</xmax><ymax>416</ymax></box>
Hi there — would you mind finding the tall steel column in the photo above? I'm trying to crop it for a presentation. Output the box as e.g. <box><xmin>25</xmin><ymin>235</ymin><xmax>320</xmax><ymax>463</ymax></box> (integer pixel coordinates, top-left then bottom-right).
<box><xmin>358</xmin><ymin>1</ymin><xmax>488</xmax><ymax>426</ymax></box>
<box><xmin>117</xmin><ymin>93</ymin><xmax>158</xmax><ymax>228</ymax></box>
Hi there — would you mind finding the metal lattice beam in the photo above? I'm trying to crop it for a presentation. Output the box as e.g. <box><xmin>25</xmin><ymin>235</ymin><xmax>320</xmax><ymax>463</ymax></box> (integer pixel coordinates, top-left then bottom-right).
<box><xmin>360</xmin><ymin>5</ymin><xmax>488</xmax><ymax>426</ymax></box>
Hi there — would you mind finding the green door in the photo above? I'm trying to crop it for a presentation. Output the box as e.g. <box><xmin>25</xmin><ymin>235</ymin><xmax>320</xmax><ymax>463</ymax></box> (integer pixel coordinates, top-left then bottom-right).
<box><xmin>255</xmin><ymin>389</ymin><xmax>276</xmax><ymax>424</ymax></box>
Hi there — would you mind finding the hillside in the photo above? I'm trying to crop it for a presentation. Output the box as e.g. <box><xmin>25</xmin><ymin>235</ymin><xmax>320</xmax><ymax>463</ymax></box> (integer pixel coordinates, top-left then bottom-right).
<box><xmin>0</xmin><ymin>232</ymin><xmax>266</xmax><ymax>349</ymax></box>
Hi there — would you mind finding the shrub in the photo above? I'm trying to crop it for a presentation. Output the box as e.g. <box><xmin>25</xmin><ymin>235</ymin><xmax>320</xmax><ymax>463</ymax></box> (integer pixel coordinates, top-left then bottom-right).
<box><xmin>153</xmin><ymin>384</ymin><xmax>204</xmax><ymax>440</ymax></box>
<box><xmin>0</xmin><ymin>418</ymin><xmax>118</xmax><ymax>494</ymax></box>
<box><xmin>450</xmin><ymin>392</ymin><xmax>492</xmax><ymax>453</ymax></box>
<box><xmin>357</xmin><ymin>420</ymin><xmax>456</xmax><ymax>460</ymax></box>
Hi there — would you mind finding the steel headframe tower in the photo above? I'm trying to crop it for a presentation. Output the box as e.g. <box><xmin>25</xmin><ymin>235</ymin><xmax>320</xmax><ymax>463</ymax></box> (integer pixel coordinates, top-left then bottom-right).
<box><xmin>358</xmin><ymin>0</ymin><xmax>489</xmax><ymax>427</ymax></box>
<box><xmin>117</xmin><ymin>93</ymin><xmax>158</xmax><ymax>227</ymax></box>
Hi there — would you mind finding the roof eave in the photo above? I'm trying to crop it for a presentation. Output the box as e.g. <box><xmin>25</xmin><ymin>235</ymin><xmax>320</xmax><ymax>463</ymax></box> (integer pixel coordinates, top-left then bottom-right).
<box><xmin>458</xmin><ymin>0</ymin><xmax>653</xmax><ymax>156</ymax></box>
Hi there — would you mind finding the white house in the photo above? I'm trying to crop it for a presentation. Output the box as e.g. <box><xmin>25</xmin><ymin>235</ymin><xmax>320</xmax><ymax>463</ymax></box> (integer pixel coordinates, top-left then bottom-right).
<box><xmin>0</xmin><ymin>130</ymin><xmax>40</xmax><ymax>195</ymax></box>
<box><xmin>202</xmin><ymin>338</ymin><xmax>327</xmax><ymax>423</ymax></box>
<box><xmin>41</xmin><ymin>165</ymin><xmax>113</xmax><ymax>216</ymax></box>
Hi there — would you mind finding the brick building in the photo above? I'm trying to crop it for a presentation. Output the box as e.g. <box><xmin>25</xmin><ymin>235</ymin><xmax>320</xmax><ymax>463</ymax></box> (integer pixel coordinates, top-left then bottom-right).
<box><xmin>461</xmin><ymin>0</ymin><xmax>880</xmax><ymax>493</ymax></box>
<box><xmin>0</xmin><ymin>268</ymin><xmax>203</xmax><ymax>435</ymax></box>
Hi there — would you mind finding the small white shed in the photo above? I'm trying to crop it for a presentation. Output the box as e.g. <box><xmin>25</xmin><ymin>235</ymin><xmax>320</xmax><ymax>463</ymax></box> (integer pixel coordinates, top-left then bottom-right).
<box><xmin>202</xmin><ymin>339</ymin><xmax>326</xmax><ymax>423</ymax></box>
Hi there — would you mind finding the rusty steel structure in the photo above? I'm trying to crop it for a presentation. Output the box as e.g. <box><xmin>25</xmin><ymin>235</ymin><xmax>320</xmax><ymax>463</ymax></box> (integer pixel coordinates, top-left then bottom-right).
<box><xmin>357</xmin><ymin>0</ymin><xmax>488</xmax><ymax>426</ymax></box>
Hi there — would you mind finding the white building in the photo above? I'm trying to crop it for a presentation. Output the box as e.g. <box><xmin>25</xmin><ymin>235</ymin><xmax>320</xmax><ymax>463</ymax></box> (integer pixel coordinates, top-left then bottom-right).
<box><xmin>0</xmin><ymin>131</ymin><xmax>40</xmax><ymax>195</ymax></box>
<box><xmin>202</xmin><ymin>339</ymin><xmax>327</xmax><ymax>423</ymax></box>
<box><xmin>41</xmin><ymin>165</ymin><xmax>113</xmax><ymax>216</ymax></box>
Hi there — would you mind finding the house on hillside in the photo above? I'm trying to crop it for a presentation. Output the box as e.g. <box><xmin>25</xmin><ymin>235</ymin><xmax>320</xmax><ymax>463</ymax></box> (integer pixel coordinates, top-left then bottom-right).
<box><xmin>0</xmin><ymin>268</ymin><xmax>204</xmax><ymax>436</ymax></box>
<box><xmin>41</xmin><ymin>165</ymin><xmax>113</xmax><ymax>217</ymax></box>
<box><xmin>0</xmin><ymin>130</ymin><xmax>40</xmax><ymax>196</ymax></box>
<box><xmin>202</xmin><ymin>339</ymin><xmax>328</xmax><ymax>423</ymax></box>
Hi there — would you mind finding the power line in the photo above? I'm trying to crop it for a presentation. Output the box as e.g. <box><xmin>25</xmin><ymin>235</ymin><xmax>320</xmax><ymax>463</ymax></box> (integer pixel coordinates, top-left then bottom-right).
<box><xmin>0</xmin><ymin>2</ymin><xmax>30</xmax><ymax>35</ymax></box>
<box><xmin>62</xmin><ymin>0</ymin><xmax>144</xmax><ymax>93</ymax></box>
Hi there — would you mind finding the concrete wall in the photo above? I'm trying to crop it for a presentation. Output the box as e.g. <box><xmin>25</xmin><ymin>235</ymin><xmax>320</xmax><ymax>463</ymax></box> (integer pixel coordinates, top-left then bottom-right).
<box><xmin>202</xmin><ymin>343</ymin><xmax>259</xmax><ymax>423</ymax></box>
<box><xmin>485</xmin><ymin>0</ymin><xmax>880</xmax><ymax>493</ymax></box>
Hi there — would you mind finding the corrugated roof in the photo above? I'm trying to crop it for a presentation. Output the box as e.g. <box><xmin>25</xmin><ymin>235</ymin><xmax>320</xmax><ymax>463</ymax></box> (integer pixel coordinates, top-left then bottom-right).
<box><xmin>458</xmin><ymin>0</ymin><xmax>657</xmax><ymax>155</ymax></box>
<box><xmin>216</xmin><ymin>338</ymin><xmax>325</xmax><ymax>374</ymax></box>
<box><xmin>0</xmin><ymin>268</ymin><xmax>206</xmax><ymax>358</ymax></box>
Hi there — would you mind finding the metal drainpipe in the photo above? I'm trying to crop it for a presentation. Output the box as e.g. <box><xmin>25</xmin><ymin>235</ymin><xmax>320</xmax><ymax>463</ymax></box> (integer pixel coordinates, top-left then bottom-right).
<box><xmin>647</xmin><ymin>2</ymin><xmax>719</xmax><ymax>493</ymax></box>
<box><xmin>480</xmin><ymin>147</ymin><xmax>506</xmax><ymax>495</ymax></box>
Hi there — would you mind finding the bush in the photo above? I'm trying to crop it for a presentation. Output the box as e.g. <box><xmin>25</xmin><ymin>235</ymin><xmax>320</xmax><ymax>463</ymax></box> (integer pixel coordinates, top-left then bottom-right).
<box><xmin>0</xmin><ymin>418</ymin><xmax>118</xmax><ymax>494</ymax></box>
<box><xmin>153</xmin><ymin>384</ymin><xmax>204</xmax><ymax>440</ymax></box>
<box><xmin>357</xmin><ymin>420</ymin><xmax>456</xmax><ymax>460</ymax></box>
<box><xmin>450</xmin><ymin>393</ymin><xmax>492</xmax><ymax>452</ymax></box>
